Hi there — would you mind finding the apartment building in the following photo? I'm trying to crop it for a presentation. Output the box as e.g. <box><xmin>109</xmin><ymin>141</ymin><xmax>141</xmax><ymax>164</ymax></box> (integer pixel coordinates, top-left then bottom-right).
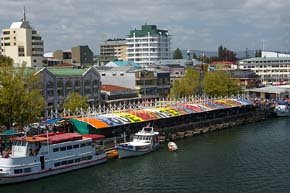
<box><xmin>126</xmin><ymin>24</ymin><xmax>171</xmax><ymax>67</ymax></box>
<box><xmin>0</xmin><ymin>14</ymin><xmax>44</xmax><ymax>67</ymax></box>
<box><xmin>99</xmin><ymin>39</ymin><xmax>127</xmax><ymax>65</ymax></box>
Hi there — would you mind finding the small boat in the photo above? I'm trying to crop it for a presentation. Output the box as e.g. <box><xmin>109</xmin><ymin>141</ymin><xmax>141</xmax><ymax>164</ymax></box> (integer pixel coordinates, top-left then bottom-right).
<box><xmin>168</xmin><ymin>142</ymin><xmax>178</xmax><ymax>151</ymax></box>
<box><xmin>115</xmin><ymin>126</ymin><xmax>159</xmax><ymax>159</ymax></box>
<box><xmin>0</xmin><ymin>133</ymin><xmax>107</xmax><ymax>184</ymax></box>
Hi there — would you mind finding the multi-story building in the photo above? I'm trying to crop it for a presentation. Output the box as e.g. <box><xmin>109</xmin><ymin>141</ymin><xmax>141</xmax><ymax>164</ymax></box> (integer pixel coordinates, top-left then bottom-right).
<box><xmin>36</xmin><ymin>67</ymin><xmax>101</xmax><ymax>109</ymax></box>
<box><xmin>99</xmin><ymin>66</ymin><xmax>160</xmax><ymax>98</ymax></box>
<box><xmin>0</xmin><ymin>14</ymin><xmax>44</xmax><ymax>67</ymax></box>
<box><xmin>238</xmin><ymin>52</ymin><xmax>290</xmax><ymax>85</ymax></box>
<box><xmin>126</xmin><ymin>24</ymin><xmax>171</xmax><ymax>67</ymax></box>
<box><xmin>53</xmin><ymin>45</ymin><xmax>93</xmax><ymax>66</ymax></box>
<box><xmin>99</xmin><ymin>39</ymin><xmax>127</xmax><ymax>65</ymax></box>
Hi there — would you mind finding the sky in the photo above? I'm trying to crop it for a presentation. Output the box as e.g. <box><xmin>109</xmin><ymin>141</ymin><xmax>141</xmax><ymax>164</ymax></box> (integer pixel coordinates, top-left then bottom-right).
<box><xmin>1</xmin><ymin>0</ymin><xmax>290</xmax><ymax>54</ymax></box>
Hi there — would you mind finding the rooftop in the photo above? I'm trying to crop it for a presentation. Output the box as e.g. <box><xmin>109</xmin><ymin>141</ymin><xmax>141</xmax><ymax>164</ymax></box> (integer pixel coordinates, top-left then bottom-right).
<box><xmin>10</xmin><ymin>21</ymin><xmax>31</xmax><ymax>29</ymax></box>
<box><xmin>101</xmin><ymin>84</ymin><xmax>134</xmax><ymax>92</ymax></box>
<box><xmin>46</xmin><ymin>67</ymin><xmax>90</xmax><ymax>77</ymax></box>
<box><xmin>128</xmin><ymin>24</ymin><xmax>168</xmax><ymax>37</ymax></box>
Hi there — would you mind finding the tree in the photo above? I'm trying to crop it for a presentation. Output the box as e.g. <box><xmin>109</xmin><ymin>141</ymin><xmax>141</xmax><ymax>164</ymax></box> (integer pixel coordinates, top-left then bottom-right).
<box><xmin>218</xmin><ymin>45</ymin><xmax>237</xmax><ymax>61</ymax></box>
<box><xmin>255</xmin><ymin>49</ymin><xmax>262</xmax><ymax>57</ymax></box>
<box><xmin>203</xmin><ymin>71</ymin><xmax>241</xmax><ymax>96</ymax></box>
<box><xmin>62</xmin><ymin>92</ymin><xmax>88</xmax><ymax>113</ymax></box>
<box><xmin>170</xmin><ymin>68</ymin><xmax>200</xmax><ymax>98</ymax></box>
<box><xmin>173</xmin><ymin>48</ymin><xmax>183</xmax><ymax>59</ymax></box>
<box><xmin>0</xmin><ymin>56</ymin><xmax>45</xmax><ymax>128</ymax></box>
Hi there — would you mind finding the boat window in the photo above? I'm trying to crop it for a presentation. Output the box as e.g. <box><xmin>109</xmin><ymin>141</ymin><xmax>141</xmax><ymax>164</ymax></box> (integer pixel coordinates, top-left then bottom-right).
<box><xmin>60</xmin><ymin>147</ymin><xmax>66</xmax><ymax>151</ymax></box>
<box><xmin>61</xmin><ymin>160</ymin><xmax>67</xmax><ymax>165</ymax></box>
<box><xmin>53</xmin><ymin>148</ymin><xmax>59</xmax><ymax>152</ymax></box>
<box><xmin>73</xmin><ymin>144</ymin><xmax>79</xmax><ymax>149</ymax></box>
<box><xmin>54</xmin><ymin>162</ymin><xmax>61</xmax><ymax>167</ymax></box>
<box><xmin>24</xmin><ymin>168</ymin><xmax>31</xmax><ymax>173</ymax></box>
<box><xmin>80</xmin><ymin>143</ymin><xmax>86</xmax><ymax>147</ymax></box>
<box><xmin>67</xmin><ymin>160</ymin><xmax>74</xmax><ymax>164</ymax></box>
<box><xmin>87</xmin><ymin>155</ymin><xmax>93</xmax><ymax>160</ymax></box>
<box><xmin>75</xmin><ymin>158</ymin><xmax>81</xmax><ymax>163</ymax></box>
<box><xmin>67</xmin><ymin>145</ymin><xmax>72</xmax><ymax>150</ymax></box>
<box><xmin>21</xmin><ymin>142</ymin><xmax>27</xmax><ymax>146</ymax></box>
<box><xmin>81</xmin><ymin>157</ymin><xmax>87</xmax><ymax>161</ymax></box>
<box><xmin>86</xmin><ymin>142</ymin><xmax>92</xmax><ymax>146</ymax></box>
<box><xmin>14</xmin><ymin>169</ymin><xmax>23</xmax><ymax>174</ymax></box>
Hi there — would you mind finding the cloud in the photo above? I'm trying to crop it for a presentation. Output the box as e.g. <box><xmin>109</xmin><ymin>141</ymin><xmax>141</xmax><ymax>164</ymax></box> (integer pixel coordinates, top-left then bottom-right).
<box><xmin>0</xmin><ymin>0</ymin><xmax>290</xmax><ymax>53</ymax></box>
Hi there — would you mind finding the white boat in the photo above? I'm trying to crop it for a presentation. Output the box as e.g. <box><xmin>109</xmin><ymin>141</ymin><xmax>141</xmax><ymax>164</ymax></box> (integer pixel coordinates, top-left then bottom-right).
<box><xmin>115</xmin><ymin>127</ymin><xmax>159</xmax><ymax>159</ymax></box>
<box><xmin>168</xmin><ymin>142</ymin><xmax>178</xmax><ymax>151</ymax></box>
<box><xmin>0</xmin><ymin>133</ymin><xmax>107</xmax><ymax>184</ymax></box>
<box><xmin>274</xmin><ymin>101</ymin><xmax>290</xmax><ymax>117</ymax></box>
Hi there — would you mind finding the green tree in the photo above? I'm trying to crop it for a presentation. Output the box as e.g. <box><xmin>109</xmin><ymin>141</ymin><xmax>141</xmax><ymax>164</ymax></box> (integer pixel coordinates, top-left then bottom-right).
<box><xmin>0</xmin><ymin>56</ymin><xmax>45</xmax><ymax>128</ymax></box>
<box><xmin>62</xmin><ymin>92</ymin><xmax>88</xmax><ymax>113</ymax></box>
<box><xmin>173</xmin><ymin>48</ymin><xmax>183</xmax><ymax>59</ymax></box>
<box><xmin>203</xmin><ymin>71</ymin><xmax>241</xmax><ymax>96</ymax></box>
<box><xmin>170</xmin><ymin>68</ymin><xmax>200</xmax><ymax>98</ymax></box>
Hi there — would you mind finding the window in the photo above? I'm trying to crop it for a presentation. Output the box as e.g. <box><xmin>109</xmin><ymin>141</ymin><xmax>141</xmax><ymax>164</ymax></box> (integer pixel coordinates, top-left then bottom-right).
<box><xmin>61</xmin><ymin>160</ymin><xmax>67</xmax><ymax>165</ymax></box>
<box><xmin>75</xmin><ymin>158</ymin><xmax>81</xmax><ymax>163</ymax></box>
<box><xmin>81</xmin><ymin>157</ymin><xmax>87</xmax><ymax>161</ymax></box>
<box><xmin>86</xmin><ymin>142</ymin><xmax>92</xmax><ymax>146</ymax></box>
<box><xmin>80</xmin><ymin>143</ymin><xmax>86</xmax><ymax>147</ymax></box>
<box><xmin>87</xmin><ymin>155</ymin><xmax>93</xmax><ymax>160</ymax></box>
<box><xmin>60</xmin><ymin>147</ymin><xmax>66</xmax><ymax>151</ymax></box>
<box><xmin>54</xmin><ymin>162</ymin><xmax>61</xmax><ymax>167</ymax></box>
<box><xmin>67</xmin><ymin>160</ymin><xmax>74</xmax><ymax>164</ymax></box>
<box><xmin>53</xmin><ymin>148</ymin><xmax>59</xmax><ymax>152</ymax></box>
<box><xmin>24</xmin><ymin>168</ymin><xmax>31</xmax><ymax>173</ymax></box>
<box><xmin>73</xmin><ymin>144</ymin><xmax>79</xmax><ymax>149</ymax></box>
<box><xmin>14</xmin><ymin>169</ymin><xmax>23</xmax><ymax>174</ymax></box>
<box><xmin>67</xmin><ymin>145</ymin><xmax>72</xmax><ymax>150</ymax></box>
<box><xmin>3</xmin><ymin>31</ymin><xmax>10</xmax><ymax>35</ymax></box>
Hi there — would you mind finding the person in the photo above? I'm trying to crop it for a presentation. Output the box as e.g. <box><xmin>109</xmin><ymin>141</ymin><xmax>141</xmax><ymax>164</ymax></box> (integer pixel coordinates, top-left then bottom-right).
<box><xmin>0</xmin><ymin>142</ymin><xmax>5</xmax><ymax>156</ymax></box>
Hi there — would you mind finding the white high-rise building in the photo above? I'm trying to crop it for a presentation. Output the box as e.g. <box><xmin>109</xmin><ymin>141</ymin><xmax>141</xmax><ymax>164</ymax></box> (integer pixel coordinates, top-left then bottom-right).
<box><xmin>0</xmin><ymin>10</ymin><xmax>44</xmax><ymax>67</ymax></box>
<box><xmin>126</xmin><ymin>24</ymin><xmax>170</xmax><ymax>66</ymax></box>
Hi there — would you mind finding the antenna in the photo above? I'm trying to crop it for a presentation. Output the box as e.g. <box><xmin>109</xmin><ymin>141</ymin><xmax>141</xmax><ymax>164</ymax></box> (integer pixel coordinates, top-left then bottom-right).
<box><xmin>23</xmin><ymin>6</ymin><xmax>26</xmax><ymax>21</ymax></box>
<box><xmin>262</xmin><ymin>40</ymin><xmax>265</xmax><ymax>51</ymax></box>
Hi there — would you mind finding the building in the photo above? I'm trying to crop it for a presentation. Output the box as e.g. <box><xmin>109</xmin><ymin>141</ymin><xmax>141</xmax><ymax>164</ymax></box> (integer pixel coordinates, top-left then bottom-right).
<box><xmin>53</xmin><ymin>46</ymin><xmax>93</xmax><ymax>66</ymax></box>
<box><xmin>101</xmin><ymin>84</ymin><xmax>138</xmax><ymax>104</ymax></box>
<box><xmin>0</xmin><ymin>12</ymin><xmax>44</xmax><ymax>67</ymax></box>
<box><xmin>227</xmin><ymin>69</ymin><xmax>260</xmax><ymax>89</ymax></box>
<box><xmin>36</xmin><ymin>67</ymin><xmax>101</xmax><ymax>109</ymax></box>
<box><xmin>146</xmin><ymin>68</ymin><xmax>171</xmax><ymax>97</ymax></box>
<box><xmin>99</xmin><ymin>66</ymin><xmax>161</xmax><ymax>98</ymax></box>
<box><xmin>126</xmin><ymin>24</ymin><xmax>171</xmax><ymax>66</ymax></box>
<box><xmin>99</xmin><ymin>39</ymin><xmax>127</xmax><ymax>65</ymax></box>
<box><xmin>105</xmin><ymin>60</ymin><xmax>141</xmax><ymax>68</ymax></box>
<box><xmin>246</xmin><ymin>85</ymin><xmax>290</xmax><ymax>100</ymax></box>
<box><xmin>238</xmin><ymin>53</ymin><xmax>290</xmax><ymax>85</ymax></box>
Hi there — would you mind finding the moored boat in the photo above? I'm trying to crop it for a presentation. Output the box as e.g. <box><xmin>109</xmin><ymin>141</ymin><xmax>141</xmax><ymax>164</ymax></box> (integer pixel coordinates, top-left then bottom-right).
<box><xmin>0</xmin><ymin>133</ymin><xmax>107</xmax><ymax>184</ymax></box>
<box><xmin>274</xmin><ymin>100</ymin><xmax>290</xmax><ymax>117</ymax></box>
<box><xmin>115</xmin><ymin>127</ymin><xmax>159</xmax><ymax>159</ymax></box>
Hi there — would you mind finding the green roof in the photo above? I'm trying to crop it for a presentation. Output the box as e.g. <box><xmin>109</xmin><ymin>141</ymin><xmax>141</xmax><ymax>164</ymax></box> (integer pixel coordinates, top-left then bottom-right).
<box><xmin>129</xmin><ymin>24</ymin><xmax>168</xmax><ymax>37</ymax></box>
<box><xmin>47</xmin><ymin>67</ymin><xmax>90</xmax><ymax>77</ymax></box>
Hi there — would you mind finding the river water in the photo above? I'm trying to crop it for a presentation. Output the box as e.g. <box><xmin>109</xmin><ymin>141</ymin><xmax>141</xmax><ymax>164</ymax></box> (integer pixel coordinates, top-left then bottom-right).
<box><xmin>2</xmin><ymin>118</ymin><xmax>290</xmax><ymax>193</ymax></box>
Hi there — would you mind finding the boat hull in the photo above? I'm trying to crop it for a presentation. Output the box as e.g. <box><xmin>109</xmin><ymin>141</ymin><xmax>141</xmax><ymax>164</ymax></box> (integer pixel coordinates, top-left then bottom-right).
<box><xmin>117</xmin><ymin>145</ymin><xmax>159</xmax><ymax>159</ymax></box>
<box><xmin>275</xmin><ymin>111</ymin><xmax>290</xmax><ymax>117</ymax></box>
<box><xmin>0</xmin><ymin>157</ymin><xmax>107</xmax><ymax>185</ymax></box>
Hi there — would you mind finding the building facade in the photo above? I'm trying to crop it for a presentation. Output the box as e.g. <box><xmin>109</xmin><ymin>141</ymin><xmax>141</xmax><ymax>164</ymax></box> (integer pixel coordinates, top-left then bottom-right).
<box><xmin>126</xmin><ymin>24</ymin><xmax>170</xmax><ymax>66</ymax></box>
<box><xmin>0</xmin><ymin>16</ymin><xmax>44</xmax><ymax>67</ymax></box>
<box><xmin>36</xmin><ymin>67</ymin><xmax>101</xmax><ymax>109</ymax></box>
<box><xmin>98</xmin><ymin>66</ymin><xmax>161</xmax><ymax>98</ymax></box>
<box><xmin>53</xmin><ymin>45</ymin><xmax>93</xmax><ymax>66</ymax></box>
<box><xmin>99</xmin><ymin>39</ymin><xmax>127</xmax><ymax>65</ymax></box>
<box><xmin>238</xmin><ymin>56</ymin><xmax>290</xmax><ymax>85</ymax></box>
